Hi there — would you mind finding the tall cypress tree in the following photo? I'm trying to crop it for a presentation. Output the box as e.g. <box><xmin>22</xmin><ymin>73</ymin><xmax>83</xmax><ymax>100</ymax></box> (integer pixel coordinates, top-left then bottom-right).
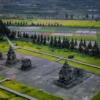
<box><xmin>33</xmin><ymin>33</ymin><xmax>37</xmax><ymax>40</ymax></box>
<box><xmin>70</xmin><ymin>38</ymin><xmax>74</xmax><ymax>50</ymax></box>
<box><xmin>23</xmin><ymin>32</ymin><xmax>25</xmax><ymax>38</ymax></box>
<box><xmin>80</xmin><ymin>39</ymin><xmax>84</xmax><ymax>46</ymax></box>
<box><xmin>58</xmin><ymin>37</ymin><xmax>62</xmax><ymax>48</ymax></box>
<box><xmin>40</xmin><ymin>35</ymin><xmax>43</xmax><ymax>44</ymax></box>
<box><xmin>53</xmin><ymin>37</ymin><xmax>57</xmax><ymax>47</ymax></box>
<box><xmin>74</xmin><ymin>39</ymin><xmax>78</xmax><ymax>46</ymax></box>
<box><xmin>62</xmin><ymin>37</ymin><xmax>65</xmax><ymax>48</ymax></box>
<box><xmin>93</xmin><ymin>41</ymin><xmax>97</xmax><ymax>49</ymax></box>
<box><xmin>79</xmin><ymin>42</ymin><xmax>83</xmax><ymax>52</ymax></box>
<box><xmin>37</xmin><ymin>35</ymin><xmax>40</xmax><ymax>43</ymax></box>
<box><xmin>47</xmin><ymin>36</ymin><xmax>50</xmax><ymax>41</ymax></box>
<box><xmin>83</xmin><ymin>40</ymin><xmax>86</xmax><ymax>48</ymax></box>
<box><xmin>31</xmin><ymin>35</ymin><xmax>34</xmax><ymax>39</ymax></box>
<box><xmin>43</xmin><ymin>36</ymin><xmax>46</xmax><ymax>45</ymax></box>
<box><xmin>65</xmin><ymin>38</ymin><xmax>70</xmax><ymax>49</ymax></box>
<box><xmin>50</xmin><ymin>37</ymin><xmax>53</xmax><ymax>46</ymax></box>
<box><xmin>88</xmin><ymin>41</ymin><xmax>92</xmax><ymax>49</ymax></box>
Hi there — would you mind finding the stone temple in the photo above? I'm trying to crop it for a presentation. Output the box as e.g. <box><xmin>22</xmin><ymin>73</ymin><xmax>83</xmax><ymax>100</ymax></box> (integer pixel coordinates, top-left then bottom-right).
<box><xmin>21</xmin><ymin>58</ymin><xmax>32</xmax><ymax>70</ymax></box>
<box><xmin>6</xmin><ymin>46</ymin><xmax>17</xmax><ymax>65</ymax></box>
<box><xmin>56</xmin><ymin>60</ymin><xmax>87</xmax><ymax>88</ymax></box>
<box><xmin>59</xmin><ymin>60</ymin><xmax>75</xmax><ymax>84</ymax></box>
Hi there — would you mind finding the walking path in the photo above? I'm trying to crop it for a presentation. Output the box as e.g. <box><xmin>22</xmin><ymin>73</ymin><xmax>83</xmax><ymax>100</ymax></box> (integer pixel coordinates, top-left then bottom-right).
<box><xmin>0</xmin><ymin>78</ymin><xmax>10</xmax><ymax>83</ymax></box>
<box><xmin>55</xmin><ymin>57</ymin><xmax>64</xmax><ymax>62</ymax></box>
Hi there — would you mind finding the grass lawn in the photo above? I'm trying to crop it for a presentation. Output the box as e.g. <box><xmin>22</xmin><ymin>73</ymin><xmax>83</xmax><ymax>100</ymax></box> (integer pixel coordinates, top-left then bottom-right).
<box><xmin>0</xmin><ymin>80</ymin><xmax>66</xmax><ymax>100</ymax></box>
<box><xmin>0</xmin><ymin>89</ymin><xmax>26</xmax><ymax>100</ymax></box>
<box><xmin>2</xmin><ymin>19</ymin><xmax>100</xmax><ymax>28</ymax></box>
<box><xmin>12</xmin><ymin>40</ymin><xmax>100</xmax><ymax>66</ymax></box>
<box><xmin>0</xmin><ymin>76</ymin><xmax>4</xmax><ymax>80</ymax></box>
<box><xmin>91</xmin><ymin>92</ymin><xmax>100</xmax><ymax>100</ymax></box>
<box><xmin>97</xmin><ymin>34</ymin><xmax>100</xmax><ymax>46</ymax></box>
<box><xmin>0</xmin><ymin>41</ymin><xmax>9</xmax><ymax>51</ymax></box>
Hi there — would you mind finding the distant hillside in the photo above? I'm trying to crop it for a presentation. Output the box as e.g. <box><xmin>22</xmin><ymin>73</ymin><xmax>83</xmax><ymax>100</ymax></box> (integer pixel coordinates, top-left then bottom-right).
<box><xmin>0</xmin><ymin>0</ymin><xmax>100</xmax><ymax>19</ymax></box>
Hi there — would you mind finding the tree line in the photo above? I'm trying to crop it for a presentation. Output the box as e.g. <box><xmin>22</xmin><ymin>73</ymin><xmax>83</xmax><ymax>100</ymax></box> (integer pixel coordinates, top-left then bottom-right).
<box><xmin>17</xmin><ymin>32</ymin><xmax>100</xmax><ymax>57</ymax></box>
<box><xmin>4</xmin><ymin>21</ymin><xmax>62</xmax><ymax>27</ymax></box>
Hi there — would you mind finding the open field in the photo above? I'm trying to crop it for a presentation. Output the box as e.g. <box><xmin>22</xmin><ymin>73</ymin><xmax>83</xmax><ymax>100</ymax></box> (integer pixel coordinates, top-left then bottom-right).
<box><xmin>2</xmin><ymin>19</ymin><xmax>100</xmax><ymax>28</ymax></box>
<box><xmin>91</xmin><ymin>92</ymin><xmax>100</xmax><ymax>100</ymax></box>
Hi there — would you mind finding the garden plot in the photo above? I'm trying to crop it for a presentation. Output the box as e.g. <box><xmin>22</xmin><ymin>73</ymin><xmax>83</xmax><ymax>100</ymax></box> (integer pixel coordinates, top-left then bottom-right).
<box><xmin>0</xmin><ymin>53</ymin><xmax>100</xmax><ymax>100</ymax></box>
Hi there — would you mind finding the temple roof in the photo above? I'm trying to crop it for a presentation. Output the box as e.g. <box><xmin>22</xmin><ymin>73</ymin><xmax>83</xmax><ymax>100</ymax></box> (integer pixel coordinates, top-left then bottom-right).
<box><xmin>59</xmin><ymin>60</ymin><xmax>73</xmax><ymax>75</ymax></box>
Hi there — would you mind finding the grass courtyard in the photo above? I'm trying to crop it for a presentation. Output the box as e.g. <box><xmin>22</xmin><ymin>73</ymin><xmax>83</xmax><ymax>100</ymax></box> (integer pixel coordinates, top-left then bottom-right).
<box><xmin>0</xmin><ymin>89</ymin><xmax>26</xmax><ymax>100</ymax></box>
<box><xmin>2</xmin><ymin>19</ymin><xmax>100</xmax><ymax>28</ymax></box>
<box><xmin>0</xmin><ymin>80</ymin><xmax>65</xmax><ymax>100</ymax></box>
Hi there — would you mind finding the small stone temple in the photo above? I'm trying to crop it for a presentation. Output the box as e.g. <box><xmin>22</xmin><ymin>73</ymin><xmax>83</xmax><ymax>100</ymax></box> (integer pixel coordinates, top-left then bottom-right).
<box><xmin>58</xmin><ymin>60</ymin><xmax>75</xmax><ymax>84</ymax></box>
<box><xmin>57</xmin><ymin>60</ymin><xmax>86</xmax><ymax>87</ymax></box>
<box><xmin>21</xmin><ymin>58</ymin><xmax>32</xmax><ymax>70</ymax></box>
<box><xmin>0</xmin><ymin>52</ymin><xmax>3</xmax><ymax>59</ymax></box>
<box><xmin>6</xmin><ymin>46</ymin><xmax>17</xmax><ymax>65</ymax></box>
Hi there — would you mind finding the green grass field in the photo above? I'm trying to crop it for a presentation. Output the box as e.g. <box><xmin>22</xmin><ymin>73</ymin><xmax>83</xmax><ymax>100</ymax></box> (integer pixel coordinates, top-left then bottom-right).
<box><xmin>0</xmin><ymin>76</ymin><xmax>4</xmax><ymax>80</ymax></box>
<box><xmin>2</xmin><ymin>19</ymin><xmax>100</xmax><ymax>28</ymax></box>
<box><xmin>0</xmin><ymin>41</ymin><xmax>9</xmax><ymax>51</ymax></box>
<box><xmin>0</xmin><ymin>89</ymin><xmax>26</xmax><ymax>100</ymax></box>
<box><xmin>91</xmin><ymin>92</ymin><xmax>100</xmax><ymax>100</ymax></box>
<box><xmin>97</xmin><ymin>34</ymin><xmax>100</xmax><ymax>46</ymax></box>
<box><xmin>0</xmin><ymin>80</ymin><xmax>65</xmax><ymax>100</ymax></box>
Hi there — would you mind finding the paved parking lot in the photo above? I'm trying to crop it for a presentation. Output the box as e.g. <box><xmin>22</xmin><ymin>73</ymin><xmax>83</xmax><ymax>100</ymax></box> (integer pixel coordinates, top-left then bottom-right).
<box><xmin>0</xmin><ymin>53</ymin><xmax>100</xmax><ymax>100</ymax></box>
